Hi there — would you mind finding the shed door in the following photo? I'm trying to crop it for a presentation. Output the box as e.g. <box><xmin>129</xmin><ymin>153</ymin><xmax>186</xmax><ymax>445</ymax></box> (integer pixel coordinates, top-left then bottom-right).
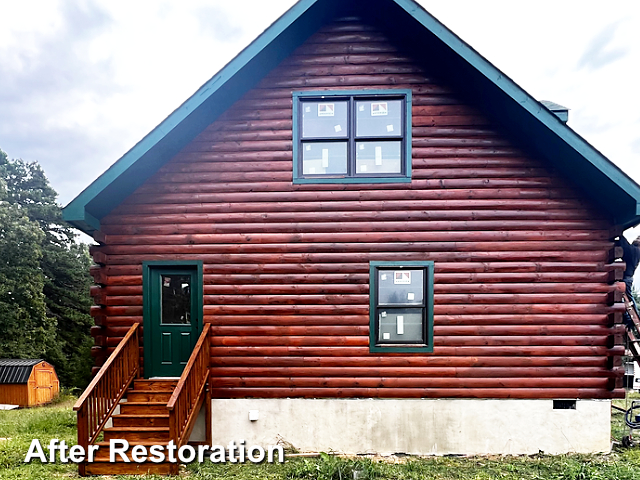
<box><xmin>34</xmin><ymin>369</ymin><xmax>52</xmax><ymax>404</ymax></box>
<box><xmin>146</xmin><ymin>268</ymin><xmax>201</xmax><ymax>378</ymax></box>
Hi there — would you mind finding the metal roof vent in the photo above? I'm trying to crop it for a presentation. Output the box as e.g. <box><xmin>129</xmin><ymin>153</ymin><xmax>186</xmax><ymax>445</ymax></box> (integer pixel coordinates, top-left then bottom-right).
<box><xmin>540</xmin><ymin>100</ymin><xmax>569</xmax><ymax>123</ymax></box>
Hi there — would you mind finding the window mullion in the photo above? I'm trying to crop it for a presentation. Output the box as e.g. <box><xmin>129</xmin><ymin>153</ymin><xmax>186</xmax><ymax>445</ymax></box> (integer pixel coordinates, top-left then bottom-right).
<box><xmin>349</xmin><ymin>96</ymin><xmax>356</xmax><ymax>177</ymax></box>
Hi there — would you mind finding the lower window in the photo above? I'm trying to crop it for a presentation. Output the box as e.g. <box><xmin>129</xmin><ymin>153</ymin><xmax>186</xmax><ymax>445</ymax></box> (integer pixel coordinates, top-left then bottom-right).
<box><xmin>369</xmin><ymin>261</ymin><xmax>434</xmax><ymax>353</ymax></box>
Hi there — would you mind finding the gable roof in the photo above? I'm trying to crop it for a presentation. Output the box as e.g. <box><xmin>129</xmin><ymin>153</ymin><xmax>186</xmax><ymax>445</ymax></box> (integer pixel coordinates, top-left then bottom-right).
<box><xmin>0</xmin><ymin>359</ymin><xmax>43</xmax><ymax>384</ymax></box>
<box><xmin>63</xmin><ymin>0</ymin><xmax>640</xmax><ymax>234</ymax></box>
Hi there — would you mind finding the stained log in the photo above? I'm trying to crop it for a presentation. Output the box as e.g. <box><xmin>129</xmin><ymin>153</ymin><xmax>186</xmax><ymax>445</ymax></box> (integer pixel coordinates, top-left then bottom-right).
<box><xmin>196</xmin><ymin>129</ymin><xmax>292</xmax><ymax>142</ymax></box>
<box><xmin>210</xmin><ymin>355</ymin><xmax>608</xmax><ymax>368</ymax></box>
<box><xmin>211</xmin><ymin>335</ymin><xmax>609</xmax><ymax>348</ymax></box>
<box><xmin>213</xmin><ymin>377</ymin><xmax>610</xmax><ymax>389</ymax></box>
<box><xmin>128</xmin><ymin>178</ymin><xmax>566</xmax><ymax>195</ymax></box>
<box><xmin>104</xmin><ymin>208</ymin><xmax>604</xmax><ymax>226</ymax></box>
<box><xmin>288</xmin><ymin>42</ymin><xmax>399</xmax><ymax>56</ymax></box>
<box><xmin>96</xmin><ymin>252</ymin><xmax>608</xmax><ymax>267</ymax></box>
<box><xmin>100</xmin><ymin>316</ymin><xmax>142</xmax><ymax>326</ymax></box>
<box><xmin>208</xmin><ymin>314</ymin><xmax>608</xmax><ymax>327</ymax></box>
<box><xmin>281</xmin><ymin>50</ymin><xmax>411</xmax><ymax>66</ymax></box>
<box><xmin>209</xmin><ymin>325</ymin><xmax>616</xmax><ymax>337</ymax></box>
<box><xmin>259</xmin><ymin>74</ymin><xmax>433</xmax><ymax>89</ymax></box>
<box><xmin>289</xmin><ymin>31</ymin><xmax>393</xmax><ymax>44</ymax></box>
<box><xmin>210</xmin><ymin>325</ymin><xmax>368</xmax><ymax>336</ymax></box>
<box><xmin>113</xmin><ymin>199</ymin><xmax>600</xmax><ymax>214</ymax></box>
<box><xmin>209</xmin><ymin>346</ymin><xmax>623</xmax><ymax>358</ymax></box>
<box><xmin>207</xmin><ymin>387</ymin><xmax>625</xmax><ymax>400</ymax></box>
<box><xmin>200</xmin><ymin>272</ymin><xmax>608</xmax><ymax>285</ymax></box>
<box><xmin>181</xmin><ymin>140</ymin><xmax>292</xmax><ymax>153</ymax></box>
<box><xmin>101</xmin><ymin>220</ymin><xmax>608</xmax><ymax>236</ymax></box>
<box><xmin>94</xmin><ymin>242</ymin><xmax>611</xmax><ymax>256</ymax></box>
<box><xmin>162</xmin><ymin>262</ymin><xmax>609</xmax><ymax>276</ymax></box>
<box><xmin>99</xmin><ymin>230</ymin><xmax>611</xmax><ymax>246</ymax></box>
<box><xmin>205</xmin><ymin>303</ymin><xmax>617</xmax><ymax>317</ymax></box>
<box><xmin>199</xmin><ymin>293</ymin><xmax>605</xmax><ymax>306</ymax></box>
<box><xmin>208</xmin><ymin>365</ymin><xmax>620</xmax><ymax>378</ymax></box>
<box><xmin>263</xmin><ymin>63</ymin><xmax>425</xmax><ymax>78</ymax></box>
<box><xmin>412</xmin><ymin>139</ymin><xmax>513</xmax><ymax>149</ymax></box>
<box><xmin>193</xmin><ymin>282</ymin><xmax>612</xmax><ymax>296</ymax></box>
<box><xmin>120</xmin><ymin>188</ymin><xmax>585</xmax><ymax>206</ymax></box>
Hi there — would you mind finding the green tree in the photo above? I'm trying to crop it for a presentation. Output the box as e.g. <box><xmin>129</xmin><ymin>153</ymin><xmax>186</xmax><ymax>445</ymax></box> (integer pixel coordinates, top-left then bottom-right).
<box><xmin>0</xmin><ymin>148</ymin><xmax>94</xmax><ymax>389</ymax></box>
<box><xmin>0</xmin><ymin>176</ymin><xmax>52</xmax><ymax>358</ymax></box>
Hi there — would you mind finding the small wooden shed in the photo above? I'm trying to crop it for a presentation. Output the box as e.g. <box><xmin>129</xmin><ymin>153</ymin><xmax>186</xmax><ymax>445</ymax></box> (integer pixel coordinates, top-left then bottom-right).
<box><xmin>0</xmin><ymin>359</ymin><xmax>60</xmax><ymax>407</ymax></box>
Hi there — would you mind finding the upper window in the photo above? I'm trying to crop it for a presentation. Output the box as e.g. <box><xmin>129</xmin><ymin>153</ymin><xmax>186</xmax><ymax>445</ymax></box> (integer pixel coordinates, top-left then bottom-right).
<box><xmin>293</xmin><ymin>90</ymin><xmax>412</xmax><ymax>184</ymax></box>
<box><xmin>369</xmin><ymin>261</ymin><xmax>434</xmax><ymax>353</ymax></box>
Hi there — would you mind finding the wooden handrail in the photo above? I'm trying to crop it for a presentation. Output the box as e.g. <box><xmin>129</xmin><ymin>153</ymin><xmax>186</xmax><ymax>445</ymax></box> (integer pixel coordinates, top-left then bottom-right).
<box><xmin>74</xmin><ymin>323</ymin><xmax>140</xmax><ymax>450</ymax></box>
<box><xmin>168</xmin><ymin>323</ymin><xmax>210</xmax><ymax>448</ymax></box>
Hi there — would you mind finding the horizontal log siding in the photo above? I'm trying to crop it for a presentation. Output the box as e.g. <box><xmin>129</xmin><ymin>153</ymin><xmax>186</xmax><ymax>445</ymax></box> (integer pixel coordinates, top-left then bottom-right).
<box><xmin>92</xmin><ymin>18</ymin><xmax>624</xmax><ymax>399</ymax></box>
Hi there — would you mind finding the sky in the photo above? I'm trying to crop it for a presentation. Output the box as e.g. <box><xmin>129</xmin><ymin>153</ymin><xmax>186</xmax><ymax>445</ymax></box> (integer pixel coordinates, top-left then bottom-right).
<box><xmin>0</xmin><ymin>0</ymin><xmax>639</xmax><ymax>237</ymax></box>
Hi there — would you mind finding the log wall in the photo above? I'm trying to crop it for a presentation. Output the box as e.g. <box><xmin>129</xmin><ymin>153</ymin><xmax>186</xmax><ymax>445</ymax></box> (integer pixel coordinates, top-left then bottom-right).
<box><xmin>89</xmin><ymin>17</ymin><xmax>625</xmax><ymax>399</ymax></box>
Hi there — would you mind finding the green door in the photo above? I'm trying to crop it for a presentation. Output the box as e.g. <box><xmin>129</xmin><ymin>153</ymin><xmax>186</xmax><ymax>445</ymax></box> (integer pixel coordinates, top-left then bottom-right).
<box><xmin>144</xmin><ymin>264</ymin><xmax>202</xmax><ymax>378</ymax></box>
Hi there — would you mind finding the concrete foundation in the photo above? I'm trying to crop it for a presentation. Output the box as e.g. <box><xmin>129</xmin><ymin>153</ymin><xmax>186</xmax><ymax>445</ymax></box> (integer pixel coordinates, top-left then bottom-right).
<box><xmin>210</xmin><ymin>398</ymin><xmax>611</xmax><ymax>455</ymax></box>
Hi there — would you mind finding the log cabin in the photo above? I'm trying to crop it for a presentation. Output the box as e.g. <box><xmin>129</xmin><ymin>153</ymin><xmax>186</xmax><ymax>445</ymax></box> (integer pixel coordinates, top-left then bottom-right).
<box><xmin>63</xmin><ymin>0</ymin><xmax>640</xmax><ymax>474</ymax></box>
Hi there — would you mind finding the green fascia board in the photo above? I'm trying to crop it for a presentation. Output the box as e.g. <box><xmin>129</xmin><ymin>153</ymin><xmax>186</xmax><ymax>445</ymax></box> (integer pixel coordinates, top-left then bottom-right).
<box><xmin>61</xmin><ymin>204</ymin><xmax>100</xmax><ymax>231</ymax></box>
<box><xmin>63</xmin><ymin>0</ymin><xmax>640</xmax><ymax>234</ymax></box>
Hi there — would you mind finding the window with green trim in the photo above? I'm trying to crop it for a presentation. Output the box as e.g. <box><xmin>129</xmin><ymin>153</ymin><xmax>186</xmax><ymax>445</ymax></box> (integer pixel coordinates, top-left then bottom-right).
<box><xmin>369</xmin><ymin>261</ymin><xmax>434</xmax><ymax>353</ymax></box>
<box><xmin>293</xmin><ymin>90</ymin><xmax>412</xmax><ymax>184</ymax></box>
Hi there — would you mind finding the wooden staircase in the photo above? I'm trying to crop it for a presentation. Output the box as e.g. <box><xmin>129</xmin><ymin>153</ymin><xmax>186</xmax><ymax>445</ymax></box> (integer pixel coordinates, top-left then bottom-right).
<box><xmin>74</xmin><ymin>323</ymin><xmax>211</xmax><ymax>476</ymax></box>
<box><xmin>88</xmin><ymin>379</ymin><xmax>177</xmax><ymax>475</ymax></box>
<box><xmin>623</xmin><ymin>293</ymin><xmax>640</xmax><ymax>366</ymax></box>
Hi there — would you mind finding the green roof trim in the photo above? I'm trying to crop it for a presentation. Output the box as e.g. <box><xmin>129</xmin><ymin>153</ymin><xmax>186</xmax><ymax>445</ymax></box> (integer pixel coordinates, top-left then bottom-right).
<box><xmin>63</xmin><ymin>0</ymin><xmax>640</xmax><ymax>234</ymax></box>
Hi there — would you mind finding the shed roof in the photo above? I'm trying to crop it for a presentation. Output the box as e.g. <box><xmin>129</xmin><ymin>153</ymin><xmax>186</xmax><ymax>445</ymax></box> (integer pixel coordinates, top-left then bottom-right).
<box><xmin>0</xmin><ymin>359</ymin><xmax>43</xmax><ymax>384</ymax></box>
<box><xmin>62</xmin><ymin>0</ymin><xmax>640</xmax><ymax>233</ymax></box>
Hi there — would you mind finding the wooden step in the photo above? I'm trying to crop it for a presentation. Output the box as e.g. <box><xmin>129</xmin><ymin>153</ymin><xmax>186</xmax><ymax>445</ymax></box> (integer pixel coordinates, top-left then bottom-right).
<box><xmin>126</xmin><ymin>390</ymin><xmax>172</xmax><ymax>402</ymax></box>
<box><xmin>112</xmin><ymin>414</ymin><xmax>170</xmax><ymax>427</ymax></box>
<box><xmin>133</xmin><ymin>379</ymin><xmax>178</xmax><ymax>392</ymax></box>
<box><xmin>119</xmin><ymin>402</ymin><xmax>167</xmax><ymax>415</ymax></box>
<box><xmin>103</xmin><ymin>426</ymin><xmax>170</xmax><ymax>442</ymax></box>
<box><xmin>84</xmin><ymin>460</ymin><xmax>177</xmax><ymax>475</ymax></box>
<box><xmin>89</xmin><ymin>441</ymin><xmax>179</xmax><ymax>474</ymax></box>
<box><xmin>91</xmin><ymin>441</ymin><xmax>166</xmax><ymax>461</ymax></box>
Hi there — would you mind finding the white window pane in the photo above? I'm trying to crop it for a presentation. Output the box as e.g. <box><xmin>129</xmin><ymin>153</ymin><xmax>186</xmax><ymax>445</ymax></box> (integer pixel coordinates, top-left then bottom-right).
<box><xmin>356</xmin><ymin>141</ymin><xmax>402</xmax><ymax>174</ymax></box>
<box><xmin>378</xmin><ymin>270</ymin><xmax>424</xmax><ymax>305</ymax></box>
<box><xmin>356</xmin><ymin>99</ymin><xmax>402</xmax><ymax>137</ymax></box>
<box><xmin>302</xmin><ymin>101</ymin><xmax>348</xmax><ymax>139</ymax></box>
<box><xmin>378</xmin><ymin>309</ymin><xmax>424</xmax><ymax>343</ymax></box>
<box><xmin>302</xmin><ymin>142</ymin><xmax>348</xmax><ymax>175</ymax></box>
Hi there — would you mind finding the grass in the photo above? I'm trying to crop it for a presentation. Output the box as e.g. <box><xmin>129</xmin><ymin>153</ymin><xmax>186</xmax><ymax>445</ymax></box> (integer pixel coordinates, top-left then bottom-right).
<box><xmin>0</xmin><ymin>393</ymin><xmax>77</xmax><ymax>479</ymax></box>
<box><xmin>0</xmin><ymin>393</ymin><xmax>638</xmax><ymax>480</ymax></box>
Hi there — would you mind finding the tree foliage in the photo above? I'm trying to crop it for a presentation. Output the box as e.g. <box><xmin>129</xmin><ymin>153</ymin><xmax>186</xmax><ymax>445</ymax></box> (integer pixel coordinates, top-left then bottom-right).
<box><xmin>0</xmin><ymin>148</ymin><xmax>94</xmax><ymax>389</ymax></box>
